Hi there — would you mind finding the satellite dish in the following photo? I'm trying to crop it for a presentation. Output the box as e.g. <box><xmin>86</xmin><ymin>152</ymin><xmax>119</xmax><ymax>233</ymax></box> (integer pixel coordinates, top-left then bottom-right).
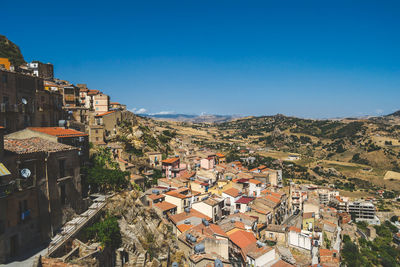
<box><xmin>21</xmin><ymin>98</ymin><xmax>28</xmax><ymax>105</ymax></box>
<box><xmin>20</xmin><ymin>168</ymin><xmax>31</xmax><ymax>179</ymax></box>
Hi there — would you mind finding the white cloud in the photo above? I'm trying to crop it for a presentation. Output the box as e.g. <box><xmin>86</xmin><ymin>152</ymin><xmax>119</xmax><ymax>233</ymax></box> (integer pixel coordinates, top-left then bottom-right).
<box><xmin>149</xmin><ymin>111</ymin><xmax>175</xmax><ymax>115</ymax></box>
<box><xmin>130</xmin><ymin>108</ymin><xmax>148</xmax><ymax>114</ymax></box>
<box><xmin>135</xmin><ymin>108</ymin><xmax>148</xmax><ymax>114</ymax></box>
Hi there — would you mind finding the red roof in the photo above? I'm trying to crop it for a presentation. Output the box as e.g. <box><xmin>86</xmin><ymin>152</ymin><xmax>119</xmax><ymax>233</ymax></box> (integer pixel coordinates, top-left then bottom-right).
<box><xmin>235</xmin><ymin>178</ymin><xmax>249</xmax><ymax>183</ymax></box>
<box><xmin>288</xmin><ymin>226</ymin><xmax>301</xmax><ymax>233</ymax></box>
<box><xmin>216</xmin><ymin>153</ymin><xmax>225</xmax><ymax>157</ymax></box>
<box><xmin>162</xmin><ymin>157</ymin><xmax>180</xmax><ymax>164</ymax></box>
<box><xmin>148</xmin><ymin>194</ymin><xmax>165</xmax><ymax>201</ymax></box>
<box><xmin>95</xmin><ymin>111</ymin><xmax>116</xmax><ymax>117</ymax></box>
<box><xmin>29</xmin><ymin>127</ymin><xmax>87</xmax><ymax>137</ymax></box>
<box><xmin>177</xmin><ymin>224</ymin><xmax>193</xmax><ymax>233</ymax></box>
<box><xmin>228</xmin><ymin>230</ymin><xmax>257</xmax><ymax>250</ymax></box>
<box><xmin>87</xmin><ymin>90</ymin><xmax>100</xmax><ymax>95</ymax></box>
<box><xmin>209</xmin><ymin>224</ymin><xmax>228</xmax><ymax>237</ymax></box>
<box><xmin>169</xmin><ymin>209</ymin><xmax>211</xmax><ymax>224</ymax></box>
<box><xmin>223</xmin><ymin>187</ymin><xmax>240</xmax><ymax>197</ymax></box>
<box><xmin>154</xmin><ymin>201</ymin><xmax>177</xmax><ymax>211</ymax></box>
<box><xmin>236</xmin><ymin>196</ymin><xmax>255</xmax><ymax>204</ymax></box>
<box><xmin>271</xmin><ymin>260</ymin><xmax>295</xmax><ymax>267</ymax></box>
<box><xmin>265</xmin><ymin>195</ymin><xmax>281</xmax><ymax>205</ymax></box>
<box><xmin>248</xmin><ymin>179</ymin><xmax>262</xmax><ymax>185</ymax></box>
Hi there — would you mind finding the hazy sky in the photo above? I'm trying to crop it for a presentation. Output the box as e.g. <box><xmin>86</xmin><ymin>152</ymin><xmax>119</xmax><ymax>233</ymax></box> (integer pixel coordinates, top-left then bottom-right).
<box><xmin>2</xmin><ymin>0</ymin><xmax>400</xmax><ymax>118</ymax></box>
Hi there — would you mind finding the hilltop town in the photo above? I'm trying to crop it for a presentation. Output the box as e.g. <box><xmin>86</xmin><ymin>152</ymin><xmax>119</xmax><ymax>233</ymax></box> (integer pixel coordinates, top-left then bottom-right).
<box><xmin>0</xmin><ymin>36</ymin><xmax>400</xmax><ymax>267</ymax></box>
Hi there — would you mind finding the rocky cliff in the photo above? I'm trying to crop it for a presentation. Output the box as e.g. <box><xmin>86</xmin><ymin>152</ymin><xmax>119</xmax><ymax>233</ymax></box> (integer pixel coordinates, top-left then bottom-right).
<box><xmin>105</xmin><ymin>191</ymin><xmax>185</xmax><ymax>267</ymax></box>
<box><xmin>0</xmin><ymin>35</ymin><xmax>25</xmax><ymax>66</ymax></box>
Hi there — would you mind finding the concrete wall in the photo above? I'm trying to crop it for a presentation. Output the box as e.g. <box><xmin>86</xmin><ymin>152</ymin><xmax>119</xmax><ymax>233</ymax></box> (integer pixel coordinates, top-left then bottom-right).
<box><xmin>251</xmin><ymin>248</ymin><xmax>276</xmax><ymax>267</ymax></box>
<box><xmin>204</xmin><ymin>237</ymin><xmax>229</xmax><ymax>260</ymax></box>
<box><xmin>192</xmin><ymin>202</ymin><xmax>213</xmax><ymax>221</ymax></box>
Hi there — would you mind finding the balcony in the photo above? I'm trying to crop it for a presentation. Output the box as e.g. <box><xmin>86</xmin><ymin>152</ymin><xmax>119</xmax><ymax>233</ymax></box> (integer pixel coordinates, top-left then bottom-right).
<box><xmin>0</xmin><ymin>103</ymin><xmax>18</xmax><ymax>113</ymax></box>
<box><xmin>64</xmin><ymin>95</ymin><xmax>76</xmax><ymax>102</ymax></box>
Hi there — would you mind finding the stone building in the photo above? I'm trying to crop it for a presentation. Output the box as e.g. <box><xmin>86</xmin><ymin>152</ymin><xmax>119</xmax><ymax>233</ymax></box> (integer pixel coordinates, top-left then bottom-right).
<box><xmin>34</xmin><ymin>89</ymin><xmax>64</xmax><ymax>127</ymax></box>
<box><xmin>61</xmin><ymin>85</ymin><xmax>79</xmax><ymax>107</ymax></box>
<box><xmin>0</xmin><ymin>69</ymin><xmax>43</xmax><ymax>133</ymax></box>
<box><xmin>27</xmin><ymin>61</ymin><xmax>54</xmax><ymax>79</ymax></box>
<box><xmin>6</xmin><ymin>127</ymin><xmax>89</xmax><ymax>166</ymax></box>
<box><xmin>0</xmin><ymin>133</ymin><xmax>83</xmax><ymax>263</ymax></box>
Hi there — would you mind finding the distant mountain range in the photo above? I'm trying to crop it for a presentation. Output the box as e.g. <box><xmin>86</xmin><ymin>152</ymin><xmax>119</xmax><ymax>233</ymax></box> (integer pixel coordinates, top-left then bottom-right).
<box><xmin>142</xmin><ymin>109</ymin><xmax>400</xmax><ymax>123</ymax></box>
<box><xmin>141</xmin><ymin>113</ymin><xmax>242</xmax><ymax>123</ymax></box>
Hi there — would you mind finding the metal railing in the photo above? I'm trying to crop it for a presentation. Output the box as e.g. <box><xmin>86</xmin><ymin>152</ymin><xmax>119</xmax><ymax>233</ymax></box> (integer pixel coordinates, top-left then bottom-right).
<box><xmin>46</xmin><ymin>197</ymin><xmax>108</xmax><ymax>256</ymax></box>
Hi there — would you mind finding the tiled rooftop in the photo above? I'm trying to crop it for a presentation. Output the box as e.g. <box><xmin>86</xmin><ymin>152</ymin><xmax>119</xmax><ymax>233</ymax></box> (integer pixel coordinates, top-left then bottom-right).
<box><xmin>153</xmin><ymin>201</ymin><xmax>176</xmax><ymax>211</ymax></box>
<box><xmin>162</xmin><ymin>157</ymin><xmax>180</xmax><ymax>164</ymax></box>
<box><xmin>95</xmin><ymin>110</ymin><xmax>116</xmax><ymax>117</ymax></box>
<box><xmin>169</xmin><ymin>209</ymin><xmax>211</xmax><ymax>224</ymax></box>
<box><xmin>223</xmin><ymin>187</ymin><xmax>240</xmax><ymax>197</ymax></box>
<box><xmin>29</xmin><ymin>127</ymin><xmax>88</xmax><ymax>137</ymax></box>
<box><xmin>5</xmin><ymin>137</ymin><xmax>77</xmax><ymax>154</ymax></box>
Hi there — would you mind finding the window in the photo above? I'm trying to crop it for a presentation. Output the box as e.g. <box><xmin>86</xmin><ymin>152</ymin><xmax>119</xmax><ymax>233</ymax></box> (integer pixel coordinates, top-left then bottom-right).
<box><xmin>96</xmin><ymin>137</ymin><xmax>99</xmax><ymax>141</ymax></box>
<box><xmin>0</xmin><ymin>220</ymin><xmax>4</xmax><ymax>234</ymax></box>
<box><xmin>2</xmin><ymin>74</ymin><xmax>7</xmax><ymax>84</ymax></box>
<box><xmin>95</xmin><ymin>130</ymin><xmax>98</xmax><ymax>134</ymax></box>
<box><xmin>19</xmin><ymin>199</ymin><xmax>29</xmax><ymax>222</ymax></box>
<box><xmin>3</xmin><ymin>96</ymin><xmax>9</xmax><ymax>105</ymax></box>
<box><xmin>60</xmin><ymin>184</ymin><xmax>66</xmax><ymax>205</ymax></box>
<box><xmin>59</xmin><ymin>159</ymin><xmax>65</xmax><ymax>177</ymax></box>
<box><xmin>96</xmin><ymin>101</ymin><xmax>98</xmax><ymax>104</ymax></box>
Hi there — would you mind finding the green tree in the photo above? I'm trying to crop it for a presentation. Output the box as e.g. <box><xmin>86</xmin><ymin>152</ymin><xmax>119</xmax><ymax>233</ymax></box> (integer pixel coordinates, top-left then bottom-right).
<box><xmin>86</xmin><ymin>215</ymin><xmax>121</xmax><ymax>249</ymax></box>
<box><xmin>87</xmin><ymin>166</ymin><xmax>129</xmax><ymax>193</ymax></box>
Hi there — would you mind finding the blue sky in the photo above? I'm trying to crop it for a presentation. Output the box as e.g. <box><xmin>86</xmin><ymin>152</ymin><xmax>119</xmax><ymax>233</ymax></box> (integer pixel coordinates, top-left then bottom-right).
<box><xmin>2</xmin><ymin>0</ymin><xmax>400</xmax><ymax>118</ymax></box>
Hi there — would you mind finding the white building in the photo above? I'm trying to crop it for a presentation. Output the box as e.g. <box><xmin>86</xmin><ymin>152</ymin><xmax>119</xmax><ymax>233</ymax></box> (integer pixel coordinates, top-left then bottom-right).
<box><xmin>288</xmin><ymin>227</ymin><xmax>312</xmax><ymax>251</ymax></box>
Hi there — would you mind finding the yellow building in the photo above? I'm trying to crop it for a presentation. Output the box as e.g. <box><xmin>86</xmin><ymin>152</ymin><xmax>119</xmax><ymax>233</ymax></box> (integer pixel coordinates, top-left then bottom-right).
<box><xmin>216</xmin><ymin>153</ymin><xmax>226</xmax><ymax>164</ymax></box>
<box><xmin>208</xmin><ymin>180</ymin><xmax>233</xmax><ymax>196</ymax></box>
<box><xmin>0</xmin><ymin>58</ymin><xmax>11</xmax><ymax>70</ymax></box>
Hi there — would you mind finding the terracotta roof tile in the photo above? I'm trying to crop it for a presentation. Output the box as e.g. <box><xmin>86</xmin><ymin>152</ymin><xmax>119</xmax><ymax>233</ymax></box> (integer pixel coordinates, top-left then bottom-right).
<box><xmin>236</xmin><ymin>196</ymin><xmax>255</xmax><ymax>204</ymax></box>
<box><xmin>148</xmin><ymin>194</ymin><xmax>165</xmax><ymax>201</ymax></box>
<box><xmin>154</xmin><ymin>201</ymin><xmax>176</xmax><ymax>211</ymax></box>
<box><xmin>265</xmin><ymin>194</ymin><xmax>281</xmax><ymax>205</ymax></box>
<box><xmin>5</xmin><ymin>137</ymin><xmax>77</xmax><ymax>154</ymax></box>
<box><xmin>223</xmin><ymin>187</ymin><xmax>240</xmax><ymax>197</ymax></box>
<box><xmin>177</xmin><ymin>224</ymin><xmax>193</xmax><ymax>233</ymax></box>
<box><xmin>162</xmin><ymin>157</ymin><xmax>180</xmax><ymax>164</ymax></box>
<box><xmin>169</xmin><ymin>209</ymin><xmax>211</xmax><ymax>224</ymax></box>
<box><xmin>95</xmin><ymin>110</ymin><xmax>116</xmax><ymax>117</ymax></box>
<box><xmin>248</xmin><ymin>179</ymin><xmax>262</xmax><ymax>185</ymax></box>
<box><xmin>228</xmin><ymin>230</ymin><xmax>257</xmax><ymax>250</ymax></box>
<box><xmin>289</xmin><ymin>226</ymin><xmax>301</xmax><ymax>233</ymax></box>
<box><xmin>271</xmin><ymin>259</ymin><xmax>295</xmax><ymax>267</ymax></box>
<box><xmin>28</xmin><ymin>127</ymin><xmax>88</xmax><ymax>137</ymax></box>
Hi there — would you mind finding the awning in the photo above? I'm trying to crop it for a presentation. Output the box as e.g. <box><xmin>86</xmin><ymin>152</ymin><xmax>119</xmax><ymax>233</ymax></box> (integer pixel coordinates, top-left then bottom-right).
<box><xmin>0</xmin><ymin>163</ymin><xmax>11</xmax><ymax>176</ymax></box>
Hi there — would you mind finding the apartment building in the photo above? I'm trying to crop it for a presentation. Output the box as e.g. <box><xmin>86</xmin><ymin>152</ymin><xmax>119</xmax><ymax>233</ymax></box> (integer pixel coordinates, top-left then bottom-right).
<box><xmin>348</xmin><ymin>201</ymin><xmax>379</xmax><ymax>224</ymax></box>
<box><xmin>0</xmin><ymin>133</ymin><xmax>83</xmax><ymax>263</ymax></box>
<box><xmin>27</xmin><ymin>61</ymin><xmax>54</xmax><ymax>79</ymax></box>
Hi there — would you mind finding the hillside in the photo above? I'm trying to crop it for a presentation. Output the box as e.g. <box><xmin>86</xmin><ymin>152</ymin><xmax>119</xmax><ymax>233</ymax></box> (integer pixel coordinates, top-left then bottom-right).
<box><xmin>0</xmin><ymin>35</ymin><xmax>25</xmax><ymax>66</ymax></box>
<box><xmin>387</xmin><ymin>110</ymin><xmax>400</xmax><ymax>117</ymax></box>
<box><xmin>157</xmin><ymin>113</ymin><xmax>400</xmax><ymax>191</ymax></box>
